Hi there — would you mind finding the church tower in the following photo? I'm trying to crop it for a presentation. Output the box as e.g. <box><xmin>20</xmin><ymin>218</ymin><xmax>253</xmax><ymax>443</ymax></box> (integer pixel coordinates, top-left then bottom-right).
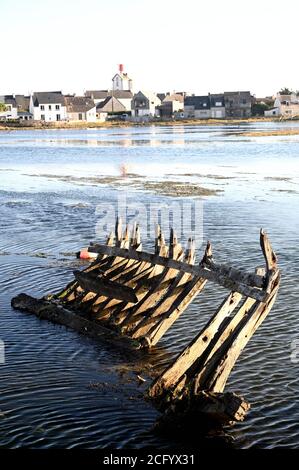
<box><xmin>112</xmin><ymin>64</ymin><xmax>133</xmax><ymax>92</ymax></box>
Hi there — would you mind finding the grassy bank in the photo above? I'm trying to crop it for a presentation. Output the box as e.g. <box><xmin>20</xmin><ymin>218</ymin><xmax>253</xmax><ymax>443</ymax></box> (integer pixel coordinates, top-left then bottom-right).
<box><xmin>242</xmin><ymin>128</ymin><xmax>299</xmax><ymax>137</ymax></box>
<box><xmin>0</xmin><ymin>116</ymin><xmax>292</xmax><ymax>132</ymax></box>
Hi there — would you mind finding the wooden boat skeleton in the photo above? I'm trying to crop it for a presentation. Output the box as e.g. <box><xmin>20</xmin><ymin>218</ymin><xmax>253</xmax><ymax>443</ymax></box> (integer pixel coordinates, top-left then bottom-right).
<box><xmin>11</xmin><ymin>218</ymin><xmax>280</xmax><ymax>428</ymax></box>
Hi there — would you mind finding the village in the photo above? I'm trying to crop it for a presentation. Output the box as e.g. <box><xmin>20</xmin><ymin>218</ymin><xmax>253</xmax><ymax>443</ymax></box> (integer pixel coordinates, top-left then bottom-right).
<box><xmin>1</xmin><ymin>65</ymin><xmax>299</xmax><ymax>124</ymax></box>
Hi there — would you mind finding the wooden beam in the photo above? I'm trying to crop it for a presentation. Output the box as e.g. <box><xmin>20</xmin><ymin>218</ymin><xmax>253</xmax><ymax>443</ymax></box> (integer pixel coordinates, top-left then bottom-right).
<box><xmin>260</xmin><ymin>229</ymin><xmax>277</xmax><ymax>272</ymax></box>
<box><xmin>201</xmin><ymin>272</ymin><xmax>280</xmax><ymax>393</ymax></box>
<box><xmin>140</xmin><ymin>276</ymin><xmax>207</xmax><ymax>347</ymax></box>
<box><xmin>88</xmin><ymin>244</ymin><xmax>266</xmax><ymax>301</ymax></box>
<box><xmin>148</xmin><ymin>291</ymin><xmax>242</xmax><ymax>399</ymax></box>
<box><xmin>11</xmin><ymin>293</ymin><xmax>140</xmax><ymax>350</ymax></box>
<box><xmin>73</xmin><ymin>270</ymin><xmax>138</xmax><ymax>304</ymax></box>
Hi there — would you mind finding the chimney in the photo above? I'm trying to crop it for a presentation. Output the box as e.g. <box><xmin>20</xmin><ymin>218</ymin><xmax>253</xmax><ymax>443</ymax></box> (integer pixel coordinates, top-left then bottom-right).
<box><xmin>119</xmin><ymin>64</ymin><xmax>124</xmax><ymax>73</ymax></box>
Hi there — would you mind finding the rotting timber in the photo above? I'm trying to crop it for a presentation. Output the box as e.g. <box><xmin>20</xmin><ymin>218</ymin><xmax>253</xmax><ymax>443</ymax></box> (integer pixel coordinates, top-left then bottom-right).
<box><xmin>11</xmin><ymin>218</ymin><xmax>280</xmax><ymax>429</ymax></box>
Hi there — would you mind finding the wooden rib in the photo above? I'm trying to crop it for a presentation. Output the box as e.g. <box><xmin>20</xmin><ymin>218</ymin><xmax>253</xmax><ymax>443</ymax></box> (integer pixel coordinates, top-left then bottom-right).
<box><xmin>88</xmin><ymin>244</ymin><xmax>266</xmax><ymax>301</ymax></box>
<box><xmin>102</xmin><ymin>244</ymin><xmax>169</xmax><ymax>326</ymax></box>
<box><xmin>155</xmin><ymin>224</ymin><xmax>162</xmax><ymax>254</ymax></box>
<box><xmin>260</xmin><ymin>229</ymin><xmax>277</xmax><ymax>272</ymax></box>
<box><xmin>117</xmin><ymin>234</ymin><xmax>184</xmax><ymax>332</ymax></box>
<box><xmin>73</xmin><ymin>270</ymin><xmax>138</xmax><ymax>303</ymax></box>
<box><xmin>192</xmin><ymin>296</ymin><xmax>257</xmax><ymax>392</ymax></box>
<box><xmin>148</xmin><ymin>291</ymin><xmax>243</xmax><ymax>399</ymax></box>
<box><xmin>130</xmin><ymin>237</ymin><xmax>198</xmax><ymax>339</ymax></box>
<box><xmin>136</xmin><ymin>276</ymin><xmax>207</xmax><ymax>346</ymax></box>
<box><xmin>89</xmin><ymin>261</ymin><xmax>151</xmax><ymax>313</ymax></box>
<box><xmin>56</xmin><ymin>230</ymin><xmax>116</xmax><ymax>302</ymax></box>
<box><xmin>75</xmin><ymin>234</ymin><xmax>141</xmax><ymax>310</ymax></box>
<box><xmin>185</xmin><ymin>237</ymin><xmax>196</xmax><ymax>265</ymax></box>
<box><xmin>198</xmin><ymin>271</ymin><xmax>280</xmax><ymax>393</ymax></box>
<box><xmin>96</xmin><ymin>245</ymin><xmax>167</xmax><ymax>326</ymax></box>
<box><xmin>115</xmin><ymin>216</ymin><xmax>122</xmax><ymax>246</ymax></box>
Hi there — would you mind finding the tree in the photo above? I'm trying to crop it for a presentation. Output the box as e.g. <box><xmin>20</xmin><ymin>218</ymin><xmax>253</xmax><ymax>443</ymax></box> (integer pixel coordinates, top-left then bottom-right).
<box><xmin>0</xmin><ymin>103</ymin><xmax>7</xmax><ymax>112</ymax></box>
<box><xmin>279</xmin><ymin>87</ymin><xmax>292</xmax><ymax>95</ymax></box>
<box><xmin>251</xmin><ymin>103</ymin><xmax>273</xmax><ymax>116</ymax></box>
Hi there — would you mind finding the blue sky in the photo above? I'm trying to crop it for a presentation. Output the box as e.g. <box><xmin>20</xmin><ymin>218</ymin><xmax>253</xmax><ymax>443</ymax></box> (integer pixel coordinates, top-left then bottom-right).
<box><xmin>1</xmin><ymin>0</ymin><xmax>299</xmax><ymax>96</ymax></box>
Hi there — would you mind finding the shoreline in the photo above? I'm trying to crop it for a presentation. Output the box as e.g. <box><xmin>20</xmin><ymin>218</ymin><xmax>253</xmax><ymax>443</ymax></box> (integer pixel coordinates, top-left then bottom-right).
<box><xmin>0</xmin><ymin>116</ymin><xmax>297</xmax><ymax>132</ymax></box>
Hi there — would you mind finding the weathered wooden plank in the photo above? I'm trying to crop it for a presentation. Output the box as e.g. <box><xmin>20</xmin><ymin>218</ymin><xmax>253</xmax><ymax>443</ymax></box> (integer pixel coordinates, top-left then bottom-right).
<box><xmin>148</xmin><ymin>291</ymin><xmax>242</xmax><ymax>398</ymax></box>
<box><xmin>139</xmin><ymin>276</ymin><xmax>207</xmax><ymax>347</ymax></box>
<box><xmin>11</xmin><ymin>293</ymin><xmax>140</xmax><ymax>350</ymax></box>
<box><xmin>260</xmin><ymin>229</ymin><xmax>277</xmax><ymax>272</ymax></box>
<box><xmin>88</xmin><ymin>244</ymin><xmax>266</xmax><ymax>301</ymax></box>
<box><xmin>115</xmin><ymin>216</ymin><xmax>122</xmax><ymax>246</ymax></box>
<box><xmin>57</xmin><ymin>230</ymin><xmax>116</xmax><ymax>303</ymax></box>
<box><xmin>130</xmin><ymin>272</ymin><xmax>189</xmax><ymax>337</ymax></box>
<box><xmin>201</xmin><ymin>272</ymin><xmax>280</xmax><ymax>393</ymax></box>
<box><xmin>130</xmin><ymin>239</ymin><xmax>198</xmax><ymax>339</ymax></box>
<box><xmin>118</xmin><ymin>245</ymin><xmax>185</xmax><ymax>331</ymax></box>
<box><xmin>73</xmin><ymin>271</ymin><xmax>138</xmax><ymax>304</ymax></box>
<box><xmin>192</xmin><ymin>296</ymin><xmax>257</xmax><ymax>392</ymax></box>
<box><xmin>154</xmin><ymin>390</ymin><xmax>250</xmax><ymax>428</ymax></box>
<box><xmin>91</xmin><ymin>259</ymin><xmax>161</xmax><ymax>324</ymax></box>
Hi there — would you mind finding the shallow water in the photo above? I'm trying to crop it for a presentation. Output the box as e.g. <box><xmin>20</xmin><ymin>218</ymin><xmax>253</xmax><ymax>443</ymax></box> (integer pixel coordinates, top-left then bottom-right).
<box><xmin>0</xmin><ymin>124</ymin><xmax>298</xmax><ymax>448</ymax></box>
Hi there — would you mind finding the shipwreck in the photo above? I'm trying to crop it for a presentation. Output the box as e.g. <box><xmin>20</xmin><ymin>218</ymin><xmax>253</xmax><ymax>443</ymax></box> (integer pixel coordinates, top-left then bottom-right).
<box><xmin>11</xmin><ymin>218</ymin><xmax>280</xmax><ymax>430</ymax></box>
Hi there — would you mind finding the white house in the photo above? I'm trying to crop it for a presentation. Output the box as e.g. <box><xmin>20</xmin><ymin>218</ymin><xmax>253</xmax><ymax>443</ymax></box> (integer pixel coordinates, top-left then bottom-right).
<box><xmin>0</xmin><ymin>95</ymin><xmax>18</xmax><ymax>120</ymax></box>
<box><xmin>131</xmin><ymin>91</ymin><xmax>161</xmax><ymax>117</ymax></box>
<box><xmin>65</xmin><ymin>96</ymin><xmax>97</xmax><ymax>122</ymax></box>
<box><xmin>265</xmin><ymin>93</ymin><xmax>299</xmax><ymax>118</ymax></box>
<box><xmin>30</xmin><ymin>91</ymin><xmax>67</xmax><ymax>121</ymax></box>
<box><xmin>112</xmin><ymin>64</ymin><xmax>133</xmax><ymax>92</ymax></box>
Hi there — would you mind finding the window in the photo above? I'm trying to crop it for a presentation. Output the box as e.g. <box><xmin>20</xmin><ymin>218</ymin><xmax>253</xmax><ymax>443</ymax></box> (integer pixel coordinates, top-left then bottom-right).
<box><xmin>41</xmin><ymin>105</ymin><xmax>45</xmax><ymax>110</ymax></box>
<box><xmin>49</xmin><ymin>105</ymin><xmax>52</xmax><ymax>111</ymax></box>
<box><xmin>242</xmin><ymin>99</ymin><xmax>247</xmax><ymax>104</ymax></box>
<box><xmin>55</xmin><ymin>105</ymin><xmax>60</xmax><ymax>110</ymax></box>
<box><xmin>215</xmin><ymin>101</ymin><xmax>222</xmax><ymax>107</ymax></box>
<box><xmin>78</xmin><ymin>113</ymin><xmax>83</xmax><ymax>120</ymax></box>
<box><xmin>41</xmin><ymin>114</ymin><xmax>45</xmax><ymax>120</ymax></box>
<box><xmin>56</xmin><ymin>114</ymin><xmax>61</xmax><ymax>121</ymax></box>
<box><xmin>203</xmin><ymin>103</ymin><xmax>207</xmax><ymax>107</ymax></box>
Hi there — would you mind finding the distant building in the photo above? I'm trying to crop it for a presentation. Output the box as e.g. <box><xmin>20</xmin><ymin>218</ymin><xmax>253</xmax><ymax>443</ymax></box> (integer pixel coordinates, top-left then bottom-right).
<box><xmin>157</xmin><ymin>93</ymin><xmax>184</xmax><ymax>118</ymax></box>
<box><xmin>84</xmin><ymin>90</ymin><xmax>108</xmax><ymax>105</ymax></box>
<box><xmin>131</xmin><ymin>91</ymin><xmax>161</xmax><ymax>117</ymax></box>
<box><xmin>0</xmin><ymin>95</ymin><xmax>18</xmax><ymax>119</ymax></box>
<box><xmin>265</xmin><ymin>93</ymin><xmax>299</xmax><ymax>118</ymax></box>
<box><xmin>96</xmin><ymin>96</ymin><xmax>127</xmax><ymax>121</ymax></box>
<box><xmin>210</xmin><ymin>93</ymin><xmax>225</xmax><ymax>118</ymax></box>
<box><xmin>65</xmin><ymin>96</ymin><xmax>97</xmax><ymax>122</ymax></box>
<box><xmin>85</xmin><ymin>89</ymin><xmax>133</xmax><ymax>112</ymax></box>
<box><xmin>18</xmin><ymin>111</ymin><xmax>33</xmax><ymax>121</ymax></box>
<box><xmin>112</xmin><ymin>64</ymin><xmax>133</xmax><ymax>92</ymax></box>
<box><xmin>224</xmin><ymin>91</ymin><xmax>252</xmax><ymax>118</ymax></box>
<box><xmin>30</xmin><ymin>91</ymin><xmax>67</xmax><ymax>121</ymax></box>
<box><xmin>157</xmin><ymin>93</ymin><xmax>167</xmax><ymax>102</ymax></box>
<box><xmin>15</xmin><ymin>95</ymin><xmax>30</xmax><ymax>112</ymax></box>
<box><xmin>184</xmin><ymin>95</ymin><xmax>211</xmax><ymax>119</ymax></box>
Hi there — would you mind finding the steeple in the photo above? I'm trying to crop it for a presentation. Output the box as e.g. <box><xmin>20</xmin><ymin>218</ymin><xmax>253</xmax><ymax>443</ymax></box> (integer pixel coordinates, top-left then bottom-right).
<box><xmin>112</xmin><ymin>64</ymin><xmax>133</xmax><ymax>92</ymax></box>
